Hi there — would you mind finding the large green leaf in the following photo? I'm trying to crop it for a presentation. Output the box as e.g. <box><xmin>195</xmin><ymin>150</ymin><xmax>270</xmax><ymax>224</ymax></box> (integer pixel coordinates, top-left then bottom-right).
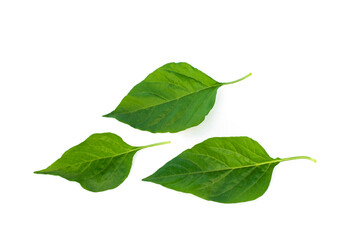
<box><xmin>104</xmin><ymin>62</ymin><xmax>251</xmax><ymax>133</ymax></box>
<box><xmin>143</xmin><ymin>137</ymin><xmax>315</xmax><ymax>203</ymax></box>
<box><xmin>35</xmin><ymin>133</ymin><xmax>170</xmax><ymax>192</ymax></box>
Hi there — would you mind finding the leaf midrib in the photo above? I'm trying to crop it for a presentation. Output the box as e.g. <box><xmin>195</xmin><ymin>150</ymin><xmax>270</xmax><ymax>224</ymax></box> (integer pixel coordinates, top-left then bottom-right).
<box><xmin>117</xmin><ymin>82</ymin><xmax>222</xmax><ymax>115</ymax></box>
<box><xmin>38</xmin><ymin>147</ymin><xmax>142</xmax><ymax>173</ymax></box>
<box><xmin>145</xmin><ymin>158</ymin><xmax>282</xmax><ymax>180</ymax></box>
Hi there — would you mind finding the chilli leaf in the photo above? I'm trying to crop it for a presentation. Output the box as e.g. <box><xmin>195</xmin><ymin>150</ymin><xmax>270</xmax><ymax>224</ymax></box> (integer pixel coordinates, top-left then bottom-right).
<box><xmin>143</xmin><ymin>137</ymin><xmax>316</xmax><ymax>203</ymax></box>
<box><xmin>104</xmin><ymin>62</ymin><xmax>252</xmax><ymax>133</ymax></box>
<box><xmin>35</xmin><ymin>133</ymin><xmax>170</xmax><ymax>192</ymax></box>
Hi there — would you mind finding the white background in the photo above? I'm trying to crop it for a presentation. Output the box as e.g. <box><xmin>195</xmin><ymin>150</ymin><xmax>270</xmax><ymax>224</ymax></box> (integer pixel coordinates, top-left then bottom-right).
<box><xmin>1</xmin><ymin>1</ymin><xmax>360</xmax><ymax>239</ymax></box>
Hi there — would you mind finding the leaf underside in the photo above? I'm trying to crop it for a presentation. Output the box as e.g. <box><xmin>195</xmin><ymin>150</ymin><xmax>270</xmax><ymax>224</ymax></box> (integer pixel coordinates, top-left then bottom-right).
<box><xmin>104</xmin><ymin>62</ymin><xmax>222</xmax><ymax>133</ymax></box>
<box><xmin>35</xmin><ymin>133</ymin><xmax>140</xmax><ymax>192</ymax></box>
<box><xmin>143</xmin><ymin>137</ymin><xmax>280</xmax><ymax>203</ymax></box>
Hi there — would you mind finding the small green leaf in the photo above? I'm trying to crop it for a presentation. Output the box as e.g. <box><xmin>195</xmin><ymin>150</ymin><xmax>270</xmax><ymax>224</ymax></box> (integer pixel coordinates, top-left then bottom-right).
<box><xmin>104</xmin><ymin>62</ymin><xmax>251</xmax><ymax>133</ymax></box>
<box><xmin>143</xmin><ymin>137</ymin><xmax>315</xmax><ymax>203</ymax></box>
<box><xmin>35</xmin><ymin>133</ymin><xmax>170</xmax><ymax>192</ymax></box>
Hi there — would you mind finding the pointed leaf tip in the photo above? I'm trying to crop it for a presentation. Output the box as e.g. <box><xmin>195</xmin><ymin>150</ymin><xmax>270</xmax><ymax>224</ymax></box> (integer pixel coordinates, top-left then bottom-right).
<box><xmin>34</xmin><ymin>169</ymin><xmax>47</xmax><ymax>174</ymax></box>
<box><xmin>103</xmin><ymin>113</ymin><xmax>112</xmax><ymax>118</ymax></box>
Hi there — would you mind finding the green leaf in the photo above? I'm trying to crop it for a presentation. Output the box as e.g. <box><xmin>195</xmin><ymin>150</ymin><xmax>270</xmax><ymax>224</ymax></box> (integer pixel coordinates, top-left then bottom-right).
<box><xmin>104</xmin><ymin>62</ymin><xmax>252</xmax><ymax>133</ymax></box>
<box><xmin>143</xmin><ymin>137</ymin><xmax>316</xmax><ymax>203</ymax></box>
<box><xmin>35</xmin><ymin>133</ymin><xmax>170</xmax><ymax>192</ymax></box>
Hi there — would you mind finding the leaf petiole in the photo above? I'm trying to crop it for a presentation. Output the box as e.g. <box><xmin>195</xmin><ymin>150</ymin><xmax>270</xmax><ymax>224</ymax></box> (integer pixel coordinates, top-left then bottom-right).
<box><xmin>280</xmin><ymin>156</ymin><xmax>317</xmax><ymax>163</ymax></box>
<box><xmin>221</xmin><ymin>73</ymin><xmax>252</xmax><ymax>85</ymax></box>
<box><xmin>140</xmin><ymin>141</ymin><xmax>171</xmax><ymax>149</ymax></box>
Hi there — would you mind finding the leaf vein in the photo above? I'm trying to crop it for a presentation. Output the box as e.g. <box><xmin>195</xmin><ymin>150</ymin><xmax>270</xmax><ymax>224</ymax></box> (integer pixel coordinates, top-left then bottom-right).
<box><xmin>147</xmin><ymin>158</ymin><xmax>283</xmax><ymax>180</ymax></box>
<box><xmin>119</xmin><ymin>84</ymin><xmax>221</xmax><ymax>115</ymax></box>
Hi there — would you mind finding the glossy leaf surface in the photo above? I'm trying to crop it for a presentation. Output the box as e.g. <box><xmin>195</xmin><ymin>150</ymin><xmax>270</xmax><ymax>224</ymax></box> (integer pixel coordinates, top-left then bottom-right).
<box><xmin>35</xmin><ymin>133</ymin><xmax>170</xmax><ymax>192</ymax></box>
<box><xmin>104</xmin><ymin>62</ymin><xmax>251</xmax><ymax>133</ymax></box>
<box><xmin>143</xmin><ymin>137</ymin><xmax>315</xmax><ymax>203</ymax></box>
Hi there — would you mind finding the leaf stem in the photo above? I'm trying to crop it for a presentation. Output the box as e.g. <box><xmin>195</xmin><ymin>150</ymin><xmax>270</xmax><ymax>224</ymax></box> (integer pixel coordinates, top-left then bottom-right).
<box><xmin>140</xmin><ymin>141</ymin><xmax>171</xmax><ymax>149</ymax></box>
<box><xmin>280</xmin><ymin>156</ymin><xmax>317</xmax><ymax>163</ymax></box>
<box><xmin>221</xmin><ymin>73</ymin><xmax>252</xmax><ymax>85</ymax></box>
